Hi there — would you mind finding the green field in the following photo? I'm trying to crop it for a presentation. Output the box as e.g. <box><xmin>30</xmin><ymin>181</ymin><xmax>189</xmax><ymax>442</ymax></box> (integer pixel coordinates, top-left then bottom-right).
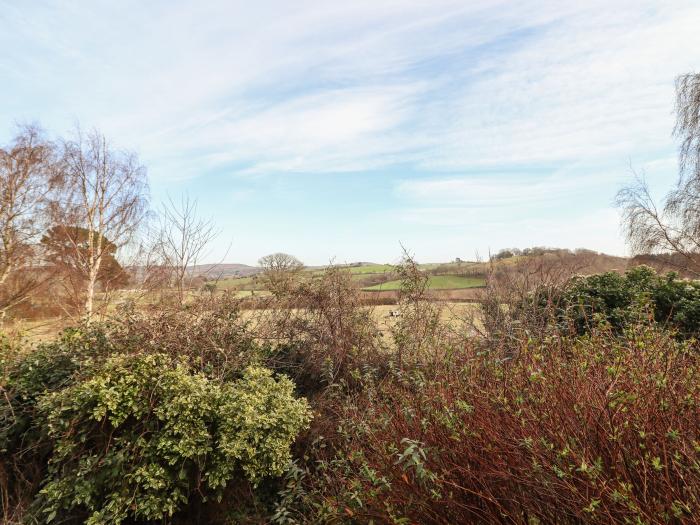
<box><xmin>348</xmin><ymin>263</ymin><xmax>468</xmax><ymax>274</ymax></box>
<box><xmin>212</xmin><ymin>263</ymin><xmax>486</xmax><ymax>292</ymax></box>
<box><xmin>214</xmin><ymin>276</ymin><xmax>256</xmax><ymax>290</ymax></box>
<box><xmin>363</xmin><ymin>275</ymin><xmax>485</xmax><ymax>291</ymax></box>
<box><xmin>345</xmin><ymin>264</ymin><xmax>395</xmax><ymax>274</ymax></box>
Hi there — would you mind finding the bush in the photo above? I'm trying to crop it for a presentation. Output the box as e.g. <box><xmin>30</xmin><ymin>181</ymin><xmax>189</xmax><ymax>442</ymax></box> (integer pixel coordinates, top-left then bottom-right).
<box><xmin>253</xmin><ymin>265</ymin><xmax>384</xmax><ymax>394</ymax></box>
<box><xmin>33</xmin><ymin>354</ymin><xmax>311</xmax><ymax>524</ymax></box>
<box><xmin>283</xmin><ymin>325</ymin><xmax>700</xmax><ymax>524</ymax></box>
<box><xmin>104</xmin><ymin>295</ymin><xmax>263</xmax><ymax>381</ymax></box>
<box><xmin>558</xmin><ymin>266</ymin><xmax>700</xmax><ymax>337</ymax></box>
<box><xmin>1</xmin><ymin>327</ymin><xmax>114</xmax><ymax>512</ymax></box>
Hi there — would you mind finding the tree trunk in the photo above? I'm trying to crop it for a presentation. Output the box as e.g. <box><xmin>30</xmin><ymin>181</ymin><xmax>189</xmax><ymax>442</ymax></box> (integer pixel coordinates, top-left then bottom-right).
<box><xmin>84</xmin><ymin>253</ymin><xmax>102</xmax><ymax>324</ymax></box>
<box><xmin>85</xmin><ymin>267</ymin><xmax>95</xmax><ymax>322</ymax></box>
<box><xmin>0</xmin><ymin>235</ymin><xmax>13</xmax><ymax>286</ymax></box>
<box><xmin>0</xmin><ymin>263</ymin><xmax>10</xmax><ymax>286</ymax></box>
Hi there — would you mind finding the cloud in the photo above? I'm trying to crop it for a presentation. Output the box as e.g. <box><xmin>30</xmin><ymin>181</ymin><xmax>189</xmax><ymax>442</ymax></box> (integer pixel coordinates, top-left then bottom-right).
<box><xmin>1</xmin><ymin>0</ymin><xmax>697</xmax><ymax>261</ymax></box>
<box><xmin>5</xmin><ymin>0</ymin><xmax>697</xmax><ymax>179</ymax></box>
<box><xmin>162</xmin><ymin>84</ymin><xmax>426</xmax><ymax>176</ymax></box>
<box><xmin>418</xmin><ymin>2</ymin><xmax>700</xmax><ymax>170</ymax></box>
<box><xmin>394</xmin><ymin>207</ymin><xmax>625</xmax><ymax>257</ymax></box>
<box><xmin>396</xmin><ymin>170</ymin><xmax>620</xmax><ymax>208</ymax></box>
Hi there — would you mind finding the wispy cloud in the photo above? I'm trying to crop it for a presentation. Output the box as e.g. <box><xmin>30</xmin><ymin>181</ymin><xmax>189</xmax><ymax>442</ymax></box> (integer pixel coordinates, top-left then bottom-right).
<box><xmin>396</xmin><ymin>169</ymin><xmax>621</xmax><ymax>208</ymax></box>
<box><xmin>5</xmin><ymin>0</ymin><xmax>697</xmax><ymax>179</ymax></box>
<box><xmin>419</xmin><ymin>4</ymin><xmax>700</xmax><ymax>170</ymax></box>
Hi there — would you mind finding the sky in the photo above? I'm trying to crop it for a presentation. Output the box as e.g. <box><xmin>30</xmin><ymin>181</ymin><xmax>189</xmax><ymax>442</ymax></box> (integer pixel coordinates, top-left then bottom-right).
<box><xmin>2</xmin><ymin>0</ymin><xmax>699</xmax><ymax>265</ymax></box>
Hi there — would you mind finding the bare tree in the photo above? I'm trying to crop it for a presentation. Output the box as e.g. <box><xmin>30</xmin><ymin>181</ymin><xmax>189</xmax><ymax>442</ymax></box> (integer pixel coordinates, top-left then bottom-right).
<box><xmin>616</xmin><ymin>176</ymin><xmax>700</xmax><ymax>274</ymax></box>
<box><xmin>675</xmin><ymin>73</ymin><xmax>700</xmax><ymax>183</ymax></box>
<box><xmin>617</xmin><ymin>73</ymin><xmax>700</xmax><ymax>275</ymax></box>
<box><xmin>53</xmin><ymin>128</ymin><xmax>149</xmax><ymax>321</ymax></box>
<box><xmin>257</xmin><ymin>252</ymin><xmax>304</xmax><ymax>296</ymax></box>
<box><xmin>151</xmin><ymin>195</ymin><xmax>218</xmax><ymax>305</ymax></box>
<box><xmin>0</xmin><ymin>125</ymin><xmax>58</xmax><ymax>320</ymax></box>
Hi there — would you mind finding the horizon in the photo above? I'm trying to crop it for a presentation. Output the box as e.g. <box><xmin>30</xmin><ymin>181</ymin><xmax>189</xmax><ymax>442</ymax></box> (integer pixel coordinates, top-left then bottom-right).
<box><xmin>3</xmin><ymin>1</ymin><xmax>700</xmax><ymax>265</ymax></box>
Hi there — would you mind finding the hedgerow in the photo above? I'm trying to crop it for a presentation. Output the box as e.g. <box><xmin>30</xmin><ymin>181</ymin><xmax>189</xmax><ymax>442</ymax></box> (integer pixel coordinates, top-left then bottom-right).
<box><xmin>278</xmin><ymin>325</ymin><xmax>700</xmax><ymax>524</ymax></box>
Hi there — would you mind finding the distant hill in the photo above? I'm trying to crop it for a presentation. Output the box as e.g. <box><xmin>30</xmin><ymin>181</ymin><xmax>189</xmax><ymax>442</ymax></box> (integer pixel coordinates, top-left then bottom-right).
<box><xmin>139</xmin><ymin>252</ymin><xmax>674</xmax><ymax>284</ymax></box>
<box><xmin>190</xmin><ymin>263</ymin><xmax>261</xmax><ymax>278</ymax></box>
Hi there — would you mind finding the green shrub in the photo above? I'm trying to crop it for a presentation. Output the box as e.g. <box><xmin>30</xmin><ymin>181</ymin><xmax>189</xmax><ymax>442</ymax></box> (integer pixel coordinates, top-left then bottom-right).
<box><xmin>1</xmin><ymin>327</ymin><xmax>112</xmax><ymax>459</ymax></box>
<box><xmin>555</xmin><ymin>266</ymin><xmax>700</xmax><ymax>337</ymax></box>
<box><xmin>33</xmin><ymin>354</ymin><xmax>311</xmax><ymax>524</ymax></box>
<box><xmin>1</xmin><ymin>327</ymin><xmax>117</xmax><ymax>522</ymax></box>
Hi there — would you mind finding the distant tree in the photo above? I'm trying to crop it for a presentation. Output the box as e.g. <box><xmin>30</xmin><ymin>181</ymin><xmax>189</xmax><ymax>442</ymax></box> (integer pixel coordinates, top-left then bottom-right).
<box><xmin>41</xmin><ymin>225</ymin><xmax>130</xmax><ymax>313</ymax></box>
<box><xmin>0</xmin><ymin>125</ymin><xmax>59</xmax><ymax>319</ymax></box>
<box><xmin>257</xmin><ymin>253</ymin><xmax>304</xmax><ymax>296</ymax></box>
<box><xmin>617</xmin><ymin>73</ymin><xmax>700</xmax><ymax>275</ymax></box>
<box><xmin>202</xmin><ymin>281</ymin><xmax>217</xmax><ymax>296</ymax></box>
<box><xmin>52</xmin><ymin>128</ymin><xmax>148</xmax><ymax>320</ymax></box>
<box><xmin>494</xmin><ymin>249</ymin><xmax>515</xmax><ymax>260</ymax></box>
<box><xmin>151</xmin><ymin>195</ymin><xmax>218</xmax><ymax>304</ymax></box>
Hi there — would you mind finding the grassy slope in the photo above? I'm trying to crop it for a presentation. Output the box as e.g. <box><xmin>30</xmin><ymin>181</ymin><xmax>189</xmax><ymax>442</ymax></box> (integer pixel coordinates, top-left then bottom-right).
<box><xmin>345</xmin><ymin>264</ymin><xmax>395</xmax><ymax>274</ymax></box>
<box><xmin>214</xmin><ymin>276</ymin><xmax>256</xmax><ymax>290</ymax></box>
<box><xmin>213</xmin><ymin>263</ymin><xmax>484</xmax><ymax>291</ymax></box>
<box><xmin>364</xmin><ymin>275</ymin><xmax>485</xmax><ymax>291</ymax></box>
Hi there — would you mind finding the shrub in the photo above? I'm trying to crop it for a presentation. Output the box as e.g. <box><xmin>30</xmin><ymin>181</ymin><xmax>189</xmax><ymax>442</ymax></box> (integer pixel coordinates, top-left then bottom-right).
<box><xmin>284</xmin><ymin>325</ymin><xmax>700</xmax><ymax>524</ymax></box>
<box><xmin>558</xmin><ymin>266</ymin><xmax>700</xmax><ymax>337</ymax></box>
<box><xmin>33</xmin><ymin>354</ymin><xmax>311</xmax><ymax>524</ymax></box>
<box><xmin>1</xmin><ymin>327</ymin><xmax>113</xmax><ymax>512</ymax></box>
<box><xmin>104</xmin><ymin>295</ymin><xmax>264</xmax><ymax>381</ymax></box>
<box><xmin>254</xmin><ymin>265</ymin><xmax>384</xmax><ymax>394</ymax></box>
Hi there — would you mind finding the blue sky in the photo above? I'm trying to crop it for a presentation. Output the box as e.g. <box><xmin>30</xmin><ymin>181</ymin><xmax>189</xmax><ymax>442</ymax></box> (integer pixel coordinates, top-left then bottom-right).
<box><xmin>2</xmin><ymin>0</ymin><xmax>699</xmax><ymax>265</ymax></box>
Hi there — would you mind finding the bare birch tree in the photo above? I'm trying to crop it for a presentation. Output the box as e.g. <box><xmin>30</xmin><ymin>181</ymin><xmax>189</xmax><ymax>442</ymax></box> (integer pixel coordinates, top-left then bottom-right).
<box><xmin>151</xmin><ymin>195</ymin><xmax>218</xmax><ymax>305</ymax></box>
<box><xmin>0</xmin><ymin>125</ymin><xmax>58</xmax><ymax>319</ymax></box>
<box><xmin>53</xmin><ymin>128</ymin><xmax>149</xmax><ymax>321</ymax></box>
<box><xmin>617</xmin><ymin>73</ymin><xmax>700</xmax><ymax>274</ymax></box>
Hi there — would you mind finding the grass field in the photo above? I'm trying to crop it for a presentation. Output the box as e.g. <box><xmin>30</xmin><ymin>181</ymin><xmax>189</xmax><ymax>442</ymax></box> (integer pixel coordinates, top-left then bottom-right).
<box><xmin>347</xmin><ymin>263</ymin><xmax>470</xmax><ymax>274</ymax></box>
<box><xmin>364</xmin><ymin>275</ymin><xmax>485</xmax><ymax>291</ymax></box>
<box><xmin>213</xmin><ymin>276</ymin><xmax>257</xmax><ymax>290</ymax></box>
<box><xmin>344</xmin><ymin>264</ymin><xmax>395</xmax><ymax>274</ymax></box>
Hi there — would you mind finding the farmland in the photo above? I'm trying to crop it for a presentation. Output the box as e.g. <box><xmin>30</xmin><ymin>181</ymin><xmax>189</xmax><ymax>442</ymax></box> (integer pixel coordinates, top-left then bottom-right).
<box><xmin>209</xmin><ymin>261</ymin><xmax>487</xmax><ymax>296</ymax></box>
<box><xmin>363</xmin><ymin>274</ymin><xmax>485</xmax><ymax>291</ymax></box>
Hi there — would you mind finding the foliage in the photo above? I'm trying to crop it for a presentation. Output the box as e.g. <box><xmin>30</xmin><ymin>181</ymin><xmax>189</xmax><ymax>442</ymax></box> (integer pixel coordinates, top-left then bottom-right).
<box><xmin>0</xmin><ymin>327</ymin><xmax>114</xmax><ymax>520</ymax></box>
<box><xmin>33</xmin><ymin>354</ymin><xmax>310</xmax><ymax>524</ymax></box>
<box><xmin>41</xmin><ymin>225</ymin><xmax>130</xmax><ymax>288</ymax></box>
<box><xmin>40</xmin><ymin>225</ymin><xmax>130</xmax><ymax>315</ymax></box>
<box><xmin>556</xmin><ymin>265</ymin><xmax>700</xmax><ymax>337</ymax></box>
<box><xmin>282</xmin><ymin>325</ymin><xmax>700</xmax><ymax>524</ymax></box>
<box><xmin>5</xmin><ymin>264</ymin><xmax>700</xmax><ymax>524</ymax></box>
<box><xmin>390</xmin><ymin>254</ymin><xmax>452</xmax><ymax>367</ymax></box>
<box><xmin>1</xmin><ymin>327</ymin><xmax>112</xmax><ymax>456</ymax></box>
<box><xmin>255</xmin><ymin>264</ymin><xmax>384</xmax><ymax>394</ymax></box>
